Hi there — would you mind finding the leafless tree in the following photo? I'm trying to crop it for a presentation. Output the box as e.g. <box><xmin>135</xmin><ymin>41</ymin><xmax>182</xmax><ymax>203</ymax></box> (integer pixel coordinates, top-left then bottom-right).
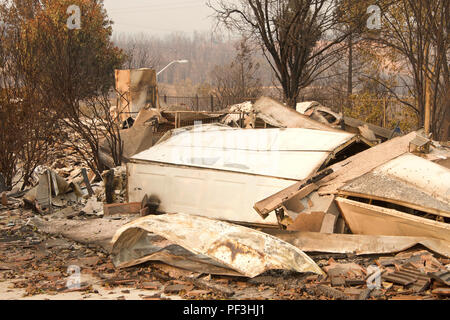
<box><xmin>114</xmin><ymin>33</ymin><xmax>161</xmax><ymax>69</ymax></box>
<box><xmin>32</xmin><ymin>15</ymin><xmax>125</xmax><ymax>176</ymax></box>
<box><xmin>211</xmin><ymin>38</ymin><xmax>262</xmax><ymax>106</ymax></box>
<box><xmin>57</xmin><ymin>93</ymin><xmax>123</xmax><ymax>177</ymax></box>
<box><xmin>208</xmin><ymin>0</ymin><xmax>364</xmax><ymax>106</ymax></box>
<box><xmin>365</xmin><ymin>0</ymin><xmax>449</xmax><ymax>140</ymax></box>
<box><xmin>113</xmin><ymin>31</ymin><xmax>276</xmax><ymax>91</ymax></box>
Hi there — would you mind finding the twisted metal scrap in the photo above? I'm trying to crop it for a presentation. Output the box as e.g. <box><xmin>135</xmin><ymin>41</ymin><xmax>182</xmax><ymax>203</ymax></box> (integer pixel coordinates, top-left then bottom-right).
<box><xmin>111</xmin><ymin>213</ymin><xmax>324</xmax><ymax>278</ymax></box>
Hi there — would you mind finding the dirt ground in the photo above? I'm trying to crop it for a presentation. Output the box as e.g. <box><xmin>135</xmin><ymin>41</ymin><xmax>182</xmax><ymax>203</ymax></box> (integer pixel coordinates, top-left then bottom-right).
<box><xmin>1</xmin><ymin>205</ymin><xmax>449</xmax><ymax>301</ymax></box>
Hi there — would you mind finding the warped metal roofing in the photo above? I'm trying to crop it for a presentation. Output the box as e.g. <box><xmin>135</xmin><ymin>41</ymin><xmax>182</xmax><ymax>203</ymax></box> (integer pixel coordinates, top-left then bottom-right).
<box><xmin>111</xmin><ymin>212</ymin><xmax>324</xmax><ymax>277</ymax></box>
<box><xmin>339</xmin><ymin>153</ymin><xmax>450</xmax><ymax>217</ymax></box>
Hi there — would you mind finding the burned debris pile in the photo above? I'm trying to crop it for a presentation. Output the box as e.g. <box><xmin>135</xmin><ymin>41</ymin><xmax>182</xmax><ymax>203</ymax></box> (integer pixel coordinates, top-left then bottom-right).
<box><xmin>1</xmin><ymin>95</ymin><xmax>449</xmax><ymax>300</ymax></box>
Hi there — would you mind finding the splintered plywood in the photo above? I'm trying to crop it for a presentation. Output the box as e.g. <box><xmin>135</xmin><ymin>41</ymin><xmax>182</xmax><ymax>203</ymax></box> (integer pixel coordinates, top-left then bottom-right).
<box><xmin>318</xmin><ymin>132</ymin><xmax>418</xmax><ymax>195</ymax></box>
<box><xmin>103</xmin><ymin>203</ymin><xmax>141</xmax><ymax>216</ymax></box>
<box><xmin>336</xmin><ymin>198</ymin><xmax>450</xmax><ymax>242</ymax></box>
<box><xmin>284</xmin><ymin>193</ymin><xmax>338</xmax><ymax>233</ymax></box>
<box><xmin>254</xmin><ymin>183</ymin><xmax>318</xmax><ymax>218</ymax></box>
<box><xmin>287</xmin><ymin>212</ymin><xmax>325</xmax><ymax>232</ymax></box>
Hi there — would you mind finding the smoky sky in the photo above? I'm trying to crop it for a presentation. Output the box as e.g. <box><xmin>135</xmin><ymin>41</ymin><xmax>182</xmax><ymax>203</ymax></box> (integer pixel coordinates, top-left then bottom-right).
<box><xmin>104</xmin><ymin>0</ymin><xmax>216</xmax><ymax>36</ymax></box>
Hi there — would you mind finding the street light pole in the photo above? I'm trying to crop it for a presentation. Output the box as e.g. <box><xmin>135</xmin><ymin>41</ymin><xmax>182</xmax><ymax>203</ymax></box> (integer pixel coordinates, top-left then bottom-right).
<box><xmin>157</xmin><ymin>59</ymin><xmax>189</xmax><ymax>81</ymax></box>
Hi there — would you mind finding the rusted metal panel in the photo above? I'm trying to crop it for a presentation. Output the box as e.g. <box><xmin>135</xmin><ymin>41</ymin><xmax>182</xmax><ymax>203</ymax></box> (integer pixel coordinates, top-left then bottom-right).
<box><xmin>115</xmin><ymin>68</ymin><xmax>157</xmax><ymax>121</ymax></box>
<box><xmin>111</xmin><ymin>213</ymin><xmax>324</xmax><ymax>278</ymax></box>
<box><xmin>382</xmin><ymin>264</ymin><xmax>431</xmax><ymax>292</ymax></box>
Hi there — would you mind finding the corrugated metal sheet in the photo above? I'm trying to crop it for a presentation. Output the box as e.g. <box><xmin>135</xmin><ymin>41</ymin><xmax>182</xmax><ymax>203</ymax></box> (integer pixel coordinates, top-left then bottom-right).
<box><xmin>132</xmin><ymin>127</ymin><xmax>356</xmax><ymax>180</ymax></box>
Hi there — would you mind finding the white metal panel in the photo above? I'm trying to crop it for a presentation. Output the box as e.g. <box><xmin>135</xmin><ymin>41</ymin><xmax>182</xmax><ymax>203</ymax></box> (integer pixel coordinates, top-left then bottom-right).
<box><xmin>135</xmin><ymin>145</ymin><xmax>329</xmax><ymax>180</ymax></box>
<box><xmin>376</xmin><ymin>154</ymin><xmax>450</xmax><ymax>202</ymax></box>
<box><xmin>132</xmin><ymin>127</ymin><xmax>355</xmax><ymax>180</ymax></box>
<box><xmin>127</xmin><ymin>162</ymin><xmax>295</xmax><ymax>225</ymax></box>
<box><xmin>296</xmin><ymin>101</ymin><xmax>318</xmax><ymax>114</ymax></box>
<box><xmin>153</xmin><ymin>128</ymin><xmax>354</xmax><ymax>152</ymax></box>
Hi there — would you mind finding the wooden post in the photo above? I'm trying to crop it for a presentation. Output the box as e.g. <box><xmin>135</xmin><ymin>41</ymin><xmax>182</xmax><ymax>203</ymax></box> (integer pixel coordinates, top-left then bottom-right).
<box><xmin>424</xmin><ymin>43</ymin><xmax>431</xmax><ymax>135</ymax></box>
<box><xmin>210</xmin><ymin>95</ymin><xmax>214</xmax><ymax>112</ymax></box>
<box><xmin>47</xmin><ymin>170</ymin><xmax>53</xmax><ymax>214</ymax></box>
<box><xmin>81</xmin><ymin>168</ymin><xmax>94</xmax><ymax>197</ymax></box>
<box><xmin>347</xmin><ymin>33</ymin><xmax>353</xmax><ymax>112</ymax></box>
<box><xmin>155</xmin><ymin>86</ymin><xmax>161</xmax><ymax>110</ymax></box>
<box><xmin>0</xmin><ymin>173</ymin><xmax>6</xmax><ymax>193</ymax></box>
<box><xmin>383</xmin><ymin>98</ymin><xmax>387</xmax><ymax>128</ymax></box>
<box><xmin>1</xmin><ymin>192</ymin><xmax>7</xmax><ymax>206</ymax></box>
<box><xmin>425</xmin><ymin>75</ymin><xmax>431</xmax><ymax>135</ymax></box>
<box><xmin>196</xmin><ymin>95</ymin><xmax>199</xmax><ymax>110</ymax></box>
<box><xmin>175</xmin><ymin>112</ymin><xmax>179</xmax><ymax>129</ymax></box>
<box><xmin>105</xmin><ymin>169</ymin><xmax>115</xmax><ymax>204</ymax></box>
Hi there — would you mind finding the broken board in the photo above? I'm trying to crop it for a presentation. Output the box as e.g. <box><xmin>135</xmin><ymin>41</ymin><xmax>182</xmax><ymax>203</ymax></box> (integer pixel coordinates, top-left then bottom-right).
<box><xmin>336</xmin><ymin>197</ymin><xmax>450</xmax><ymax>242</ymax></box>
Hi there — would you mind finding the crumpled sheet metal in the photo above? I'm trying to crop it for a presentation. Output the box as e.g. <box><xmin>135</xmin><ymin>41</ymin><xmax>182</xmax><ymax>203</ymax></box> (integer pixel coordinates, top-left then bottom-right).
<box><xmin>252</xmin><ymin>97</ymin><xmax>339</xmax><ymax>132</ymax></box>
<box><xmin>111</xmin><ymin>213</ymin><xmax>324</xmax><ymax>278</ymax></box>
<box><xmin>24</xmin><ymin>169</ymin><xmax>84</xmax><ymax>210</ymax></box>
<box><xmin>264</xmin><ymin>231</ymin><xmax>450</xmax><ymax>258</ymax></box>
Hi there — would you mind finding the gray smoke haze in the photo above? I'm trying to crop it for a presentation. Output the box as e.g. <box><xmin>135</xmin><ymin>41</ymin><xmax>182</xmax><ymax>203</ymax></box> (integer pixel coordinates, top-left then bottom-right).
<box><xmin>104</xmin><ymin>0</ymin><xmax>215</xmax><ymax>36</ymax></box>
